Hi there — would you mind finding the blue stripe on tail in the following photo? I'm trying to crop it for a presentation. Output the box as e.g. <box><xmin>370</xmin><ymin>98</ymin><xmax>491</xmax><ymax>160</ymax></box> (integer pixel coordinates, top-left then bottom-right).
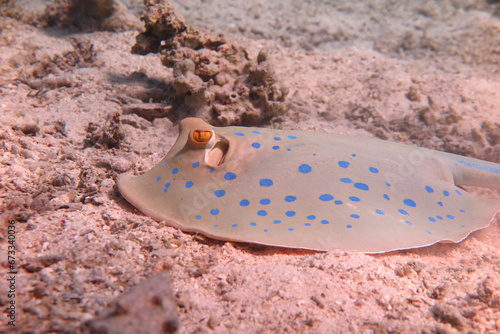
<box><xmin>454</xmin><ymin>159</ymin><xmax>500</xmax><ymax>174</ymax></box>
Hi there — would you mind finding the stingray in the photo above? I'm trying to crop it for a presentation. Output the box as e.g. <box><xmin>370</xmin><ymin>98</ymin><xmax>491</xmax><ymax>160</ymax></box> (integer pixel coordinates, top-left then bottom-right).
<box><xmin>117</xmin><ymin>118</ymin><xmax>500</xmax><ymax>253</ymax></box>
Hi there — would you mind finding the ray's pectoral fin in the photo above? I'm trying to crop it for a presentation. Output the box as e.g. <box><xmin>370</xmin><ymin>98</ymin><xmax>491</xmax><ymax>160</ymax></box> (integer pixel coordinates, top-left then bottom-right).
<box><xmin>117</xmin><ymin>117</ymin><xmax>500</xmax><ymax>253</ymax></box>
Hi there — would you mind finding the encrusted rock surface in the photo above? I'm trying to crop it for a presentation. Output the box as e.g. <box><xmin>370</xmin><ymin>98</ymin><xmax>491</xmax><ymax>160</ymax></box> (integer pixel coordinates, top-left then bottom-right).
<box><xmin>84</xmin><ymin>271</ymin><xmax>179</xmax><ymax>334</ymax></box>
<box><xmin>132</xmin><ymin>0</ymin><xmax>289</xmax><ymax>125</ymax></box>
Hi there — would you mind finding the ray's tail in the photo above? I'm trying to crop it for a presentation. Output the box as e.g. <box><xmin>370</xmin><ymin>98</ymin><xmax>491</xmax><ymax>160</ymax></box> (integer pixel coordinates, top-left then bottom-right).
<box><xmin>443</xmin><ymin>153</ymin><xmax>500</xmax><ymax>191</ymax></box>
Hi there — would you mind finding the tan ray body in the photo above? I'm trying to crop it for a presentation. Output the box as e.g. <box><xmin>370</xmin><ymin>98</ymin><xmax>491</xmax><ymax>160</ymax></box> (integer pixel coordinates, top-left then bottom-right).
<box><xmin>118</xmin><ymin>118</ymin><xmax>500</xmax><ymax>253</ymax></box>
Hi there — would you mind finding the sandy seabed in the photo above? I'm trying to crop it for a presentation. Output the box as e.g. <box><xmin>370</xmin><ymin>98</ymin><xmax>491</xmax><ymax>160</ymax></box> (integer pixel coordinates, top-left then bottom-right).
<box><xmin>1</xmin><ymin>0</ymin><xmax>500</xmax><ymax>333</ymax></box>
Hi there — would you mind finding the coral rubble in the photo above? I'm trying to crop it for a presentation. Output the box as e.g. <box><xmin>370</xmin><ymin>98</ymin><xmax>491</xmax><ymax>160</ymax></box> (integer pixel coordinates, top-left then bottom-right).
<box><xmin>132</xmin><ymin>0</ymin><xmax>289</xmax><ymax>125</ymax></box>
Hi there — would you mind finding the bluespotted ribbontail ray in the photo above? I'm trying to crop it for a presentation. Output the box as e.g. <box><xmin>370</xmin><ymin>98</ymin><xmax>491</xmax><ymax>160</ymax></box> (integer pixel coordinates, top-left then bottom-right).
<box><xmin>117</xmin><ymin>118</ymin><xmax>500</xmax><ymax>253</ymax></box>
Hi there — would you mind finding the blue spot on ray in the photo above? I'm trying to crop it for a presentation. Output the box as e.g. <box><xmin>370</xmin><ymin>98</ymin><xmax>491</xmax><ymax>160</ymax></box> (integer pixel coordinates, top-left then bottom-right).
<box><xmin>257</xmin><ymin>210</ymin><xmax>267</xmax><ymax>216</ymax></box>
<box><xmin>192</xmin><ymin>161</ymin><xmax>200</xmax><ymax>168</ymax></box>
<box><xmin>155</xmin><ymin>177</ymin><xmax>162</xmax><ymax>182</ymax></box>
<box><xmin>349</xmin><ymin>196</ymin><xmax>361</xmax><ymax>202</ymax></box>
<box><xmin>350</xmin><ymin>214</ymin><xmax>360</xmax><ymax>219</ymax></box>
<box><xmin>375</xmin><ymin>209</ymin><xmax>385</xmax><ymax>215</ymax></box>
<box><xmin>338</xmin><ymin>161</ymin><xmax>350</xmax><ymax>168</ymax></box>
<box><xmin>249</xmin><ymin>222</ymin><xmax>257</xmax><ymax>226</ymax></box>
<box><xmin>307</xmin><ymin>215</ymin><xmax>316</xmax><ymax>220</ymax></box>
<box><xmin>319</xmin><ymin>194</ymin><xmax>334</xmax><ymax>201</ymax></box>
<box><xmin>383</xmin><ymin>194</ymin><xmax>390</xmax><ymax>200</ymax></box>
<box><xmin>398</xmin><ymin>209</ymin><xmax>409</xmax><ymax>216</ymax></box>
<box><xmin>274</xmin><ymin>137</ymin><xmax>281</xmax><ymax>141</ymax></box>
<box><xmin>285</xmin><ymin>195</ymin><xmax>297</xmax><ymax>202</ymax></box>
<box><xmin>185</xmin><ymin>181</ymin><xmax>194</xmax><ymax>188</ymax></box>
<box><xmin>425</xmin><ymin>186</ymin><xmax>434</xmax><ymax>193</ymax></box>
<box><xmin>172</xmin><ymin>168</ymin><xmax>179</xmax><ymax>175</ymax></box>
<box><xmin>340</xmin><ymin>178</ymin><xmax>352</xmax><ymax>184</ymax></box>
<box><xmin>443</xmin><ymin>190</ymin><xmax>450</xmax><ymax>197</ymax></box>
<box><xmin>195</xmin><ymin>215</ymin><xmax>201</xmax><ymax>220</ymax></box>
<box><xmin>298</xmin><ymin>164</ymin><xmax>312</xmax><ymax>174</ymax></box>
<box><xmin>428</xmin><ymin>217</ymin><xmax>437</xmax><ymax>222</ymax></box>
<box><xmin>252</xmin><ymin>142</ymin><xmax>261</xmax><ymax>148</ymax></box>
<box><xmin>321</xmin><ymin>220</ymin><xmax>330</xmax><ymax>225</ymax></box>
<box><xmin>369</xmin><ymin>167</ymin><xmax>379</xmax><ymax>173</ymax></box>
<box><xmin>334</xmin><ymin>200</ymin><xmax>343</xmax><ymax>205</ymax></box>
<box><xmin>210</xmin><ymin>209</ymin><xmax>220</xmax><ymax>215</ymax></box>
<box><xmin>286</xmin><ymin>211</ymin><xmax>296</xmax><ymax>217</ymax></box>
<box><xmin>272</xmin><ymin>145</ymin><xmax>280</xmax><ymax>150</ymax></box>
<box><xmin>232</xmin><ymin>224</ymin><xmax>238</xmax><ymax>228</ymax></box>
<box><xmin>346</xmin><ymin>225</ymin><xmax>353</xmax><ymax>228</ymax></box>
<box><xmin>224</xmin><ymin>172</ymin><xmax>237</xmax><ymax>180</ymax></box>
<box><xmin>260</xmin><ymin>179</ymin><xmax>274</xmax><ymax>187</ymax></box>
<box><xmin>260</xmin><ymin>199</ymin><xmax>271</xmax><ymax>205</ymax></box>
<box><xmin>403</xmin><ymin>199</ymin><xmax>417</xmax><ymax>207</ymax></box>
<box><xmin>234</xmin><ymin>132</ymin><xmax>245</xmax><ymax>136</ymax></box>
<box><xmin>273</xmin><ymin>220</ymin><xmax>281</xmax><ymax>224</ymax></box>
<box><xmin>287</xmin><ymin>135</ymin><xmax>297</xmax><ymax>139</ymax></box>
<box><xmin>240</xmin><ymin>199</ymin><xmax>250</xmax><ymax>207</ymax></box>
<box><xmin>214</xmin><ymin>190</ymin><xmax>225</xmax><ymax>197</ymax></box>
<box><xmin>252</xmin><ymin>130</ymin><xmax>262</xmax><ymax>134</ymax></box>
<box><xmin>354</xmin><ymin>183</ymin><xmax>369</xmax><ymax>191</ymax></box>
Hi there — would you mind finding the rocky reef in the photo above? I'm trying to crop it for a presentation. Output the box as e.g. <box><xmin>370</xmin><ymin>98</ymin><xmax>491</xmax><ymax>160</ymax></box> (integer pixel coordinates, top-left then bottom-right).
<box><xmin>132</xmin><ymin>0</ymin><xmax>289</xmax><ymax>125</ymax></box>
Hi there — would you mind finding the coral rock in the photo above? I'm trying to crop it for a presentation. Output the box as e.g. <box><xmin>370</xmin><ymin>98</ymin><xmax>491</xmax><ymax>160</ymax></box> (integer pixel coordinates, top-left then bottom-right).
<box><xmin>132</xmin><ymin>0</ymin><xmax>289</xmax><ymax>125</ymax></box>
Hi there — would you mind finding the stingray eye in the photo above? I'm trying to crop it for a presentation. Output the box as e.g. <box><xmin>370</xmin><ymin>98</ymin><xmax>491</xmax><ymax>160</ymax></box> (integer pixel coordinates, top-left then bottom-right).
<box><xmin>193</xmin><ymin>130</ymin><xmax>212</xmax><ymax>143</ymax></box>
<box><xmin>188</xmin><ymin>129</ymin><xmax>213</xmax><ymax>148</ymax></box>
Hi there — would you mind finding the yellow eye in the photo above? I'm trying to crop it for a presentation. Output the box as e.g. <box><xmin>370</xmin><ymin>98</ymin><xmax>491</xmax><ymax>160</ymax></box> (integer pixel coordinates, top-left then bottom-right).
<box><xmin>193</xmin><ymin>130</ymin><xmax>212</xmax><ymax>142</ymax></box>
<box><xmin>188</xmin><ymin>129</ymin><xmax>213</xmax><ymax>148</ymax></box>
